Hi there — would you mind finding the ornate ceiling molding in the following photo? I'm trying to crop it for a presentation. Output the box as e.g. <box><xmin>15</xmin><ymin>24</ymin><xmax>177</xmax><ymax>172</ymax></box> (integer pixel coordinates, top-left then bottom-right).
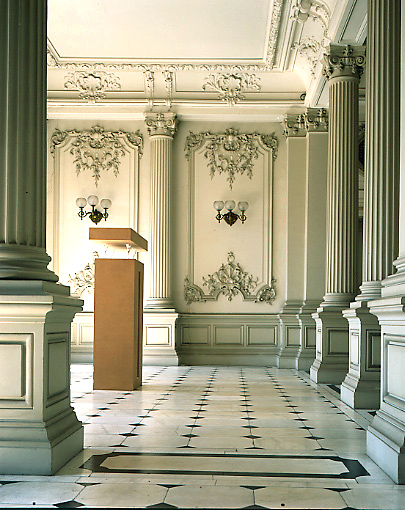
<box><xmin>46</xmin><ymin>1</ymin><xmax>283</xmax><ymax>73</ymax></box>
<box><xmin>64</xmin><ymin>71</ymin><xmax>120</xmax><ymax>103</ymax></box>
<box><xmin>291</xmin><ymin>0</ymin><xmax>330</xmax><ymax>39</ymax></box>
<box><xmin>202</xmin><ymin>73</ymin><xmax>261</xmax><ymax>106</ymax></box>
<box><xmin>185</xmin><ymin>128</ymin><xmax>278</xmax><ymax>190</ymax></box>
<box><xmin>144</xmin><ymin>70</ymin><xmax>154</xmax><ymax>109</ymax></box>
<box><xmin>292</xmin><ymin>36</ymin><xmax>321</xmax><ymax>77</ymax></box>
<box><xmin>51</xmin><ymin>126</ymin><xmax>143</xmax><ymax>186</ymax></box>
<box><xmin>163</xmin><ymin>71</ymin><xmax>174</xmax><ymax>109</ymax></box>
<box><xmin>144</xmin><ymin>112</ymin><xmax>178</xmax><ymax>137</ymax></box>
<box><xmin>184</xmin><ymin>252</ymin><xmax>276</xmax><ymax>304</ymax></box>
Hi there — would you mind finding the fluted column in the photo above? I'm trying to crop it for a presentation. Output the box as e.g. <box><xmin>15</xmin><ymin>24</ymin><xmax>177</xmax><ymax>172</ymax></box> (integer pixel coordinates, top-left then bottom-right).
<box><xmin>145</xmin><ymin>112</ymin><xmax>177</xmax><ymax>308</ymax></box>
<box><xmin>310</xmin><ymin>45</ymin><xmax>364</xmax><ymax>384</ymax></box>
<box><xmin>362</xmin><ymin>0</ymin><xmax>405</xmax><ymax>484</ymax></box>
<box><xmin>0</xmin><ymin>0</ymin><xmax>83</xmax><ymax>475</ymax></box>
<box><xmin>143</xmin><ymin>112</ymin><xmax>179</xmax><ymax>365</ymax></box>
<box><xmin>358</xmin><ymin>0</ymin><xmax>400</xmax><ymax>299</ymax></box>
<box><xmin>0</xmin><ymin>0</ymin><xmax>56</xmax><ymax>282</ymax></box>
<box><xmin>322</xmin><ymin>45</ymin><xmax>364</xmax><ymax>306</ymax></box>
<box><xmin>341</xmin><ymin>1</ymin><xmax>400</xmax><ymax>410</ymax></box>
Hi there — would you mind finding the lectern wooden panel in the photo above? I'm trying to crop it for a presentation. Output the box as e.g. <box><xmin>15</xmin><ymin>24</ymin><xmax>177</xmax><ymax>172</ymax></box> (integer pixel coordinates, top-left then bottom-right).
<box><xmin>93</xmin><ymin>258</ymin><xmax>144</xmax><ymax>390</ymax></box>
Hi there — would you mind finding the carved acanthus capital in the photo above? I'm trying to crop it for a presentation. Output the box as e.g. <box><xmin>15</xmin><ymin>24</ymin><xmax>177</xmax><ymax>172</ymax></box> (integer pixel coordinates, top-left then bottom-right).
<box><xmin>145</xmin><ymin>112</ymin><xmax>178</xmax><ymax>138</ymax></box>
<box><xmin>283</xmin><ymin>114</ymin><xmax>307</xmax><ymax>137</ymax></box>
<box><xmin>322</xmin><ymin>44</ymin><xmax>366</xmax><ymax>81</ymax></box>
<box><xmin>304</xmin><ymin>108</ymin><xmax>328</xmax><ymax>132</ymax></box>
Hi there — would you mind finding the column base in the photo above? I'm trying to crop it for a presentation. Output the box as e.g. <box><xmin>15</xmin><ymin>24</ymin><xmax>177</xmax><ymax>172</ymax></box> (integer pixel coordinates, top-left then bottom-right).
<box><xmin>0</xmin><ymin>412</ymin><xmax>83</xmax><ymax>475</ymax></box>
<box><xmin>0</xmin><ymin>280</ymin><xmax>84</xmax><ymax>475</ymax></box>
<box><xmin>341</xmin><ymin>301</ymin><xmax>381</xmax><ymax>409</ymax></box>
<box><xmin>143</xmin><ymin>309</ymin><xmax>179</xmax><ymax>365</ymax></box>
<box><xmin>310</xmin><ymin>306</ymin><xmax>350</xmax><ymax>384</ymax></box>
<box><xmin>367</xmin><ymin>410</ymin><xmax>405</xmax><ymax>484</ymax></box>
<box><xmin>296</xmin><ymin>302</ymin><xmax>318</xmax><ymax>371</ymax></box>
<box><xmin>277</xmin><ymin>304</ymin><xmax>302</xmax><ymax>369</ymax></box>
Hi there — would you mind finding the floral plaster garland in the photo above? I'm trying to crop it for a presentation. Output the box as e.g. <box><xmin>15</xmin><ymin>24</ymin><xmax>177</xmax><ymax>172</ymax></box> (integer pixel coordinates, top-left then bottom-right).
<box><xmin>51</xmin><ymin>126</ymin><xmax>143</xmax><ymax>186</ymax></box>
<box><xmin>185</xmin><ymin>128</ymin><xmax>278</xmax><ymax>190</ymax></box>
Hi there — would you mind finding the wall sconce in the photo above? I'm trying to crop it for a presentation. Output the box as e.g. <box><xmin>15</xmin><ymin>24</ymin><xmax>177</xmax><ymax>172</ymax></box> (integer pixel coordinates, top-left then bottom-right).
<box><xmin>76</xmin><ymin>195</ymin><xmax>111</xmax><ymax>224</ymax></box>
<box><xmin>213</xmin><ymin>200</ymin><xmax>248</xmax><ymax>226</ymax></box>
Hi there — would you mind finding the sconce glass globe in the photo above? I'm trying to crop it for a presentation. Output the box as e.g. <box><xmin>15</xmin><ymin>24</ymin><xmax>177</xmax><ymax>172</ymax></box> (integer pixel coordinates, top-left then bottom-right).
<box><xmin>238</xmin><ymin>201</ymin><xmax>249</xmax><ymax>212</ymax></box>
<box><xmin>225</xmin><ymin>200</ymin><xmax>236</xmax><ymax>211</ymax></box>
<box><xmin>213</xmin><ymin>200</ymin><xmax>225</xmax><ymax>211</ymax></box>
<box><xmin>76</xmin><ymin>197</ymin><xmax>87</xmax><ymax>208</ymax></box>
<box><xmin>87</xmin><ymin>195</ymin><xmax>99</xmax><ymax>206</ymax></box>
<box><xmin>100</xmin><ymin>199</ymin><xmax>112</xmax><ymax>209</ymax></box>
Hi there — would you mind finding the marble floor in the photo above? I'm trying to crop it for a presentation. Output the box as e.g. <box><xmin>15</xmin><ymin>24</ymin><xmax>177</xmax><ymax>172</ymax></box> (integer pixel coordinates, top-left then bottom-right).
<box><xmin>0</xmin><ymin>365</ymin><xmax>404</xmax><ymax>509</ymax></box>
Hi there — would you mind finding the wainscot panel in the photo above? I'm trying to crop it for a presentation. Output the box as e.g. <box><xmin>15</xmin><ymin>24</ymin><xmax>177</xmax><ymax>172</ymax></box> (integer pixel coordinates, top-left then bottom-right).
<box><xmin>177</xmin><ymin>314</ymin><xmax>279</xmax><ymax>366</ymax></box>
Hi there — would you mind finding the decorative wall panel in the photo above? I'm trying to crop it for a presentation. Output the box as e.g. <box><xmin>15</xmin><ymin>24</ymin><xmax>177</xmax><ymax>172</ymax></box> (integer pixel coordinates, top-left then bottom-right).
<box><xmin>184</xmin><ymin>128</ymin><xmax>277</xmax><ymax>313</ymax></box>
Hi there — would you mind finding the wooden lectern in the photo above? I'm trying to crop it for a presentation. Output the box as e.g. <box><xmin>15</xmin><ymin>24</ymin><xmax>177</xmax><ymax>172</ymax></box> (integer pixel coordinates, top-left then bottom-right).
<box><xmin>90</xmin><ymin>228</ymin><xmax>148</xmax><ymax>390</ymax></box>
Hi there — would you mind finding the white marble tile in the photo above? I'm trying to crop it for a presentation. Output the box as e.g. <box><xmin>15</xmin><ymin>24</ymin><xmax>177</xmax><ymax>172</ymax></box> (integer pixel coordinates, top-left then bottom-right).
<box><xmin>77</xmin><ymin>482</ymin><xmax>167</xmax><ymax>507</ymax></box>
<box><xmin>0</xmin><ymin>482</ymin><xmax>82</xmax><ymax>505</ymax></box>
<box><xmin>341</xmin><ymin>487</ymin><xmax>405</xmax><ymax>509</ymax></box>
<box><xmin>165</xmin><ymin>484</ymin><xmax>254</xmax><ymax>508</ymax></box>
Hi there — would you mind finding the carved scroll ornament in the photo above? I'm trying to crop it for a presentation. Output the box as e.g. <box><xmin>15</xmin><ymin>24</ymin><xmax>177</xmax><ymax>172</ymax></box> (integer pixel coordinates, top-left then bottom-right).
<box><xmin>184</xmin><ymin>252</ymin><xmax>276</xmax><ymax>305</ymax></box>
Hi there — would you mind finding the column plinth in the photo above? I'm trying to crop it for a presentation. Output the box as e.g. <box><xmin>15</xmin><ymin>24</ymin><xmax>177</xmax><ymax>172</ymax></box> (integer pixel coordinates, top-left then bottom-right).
<box><xmin>310</xmin><ymin>45</ymin><xmax>364</xmax><ymax>384</ymax></box>
<box><xmin>0</xmin><ymin>0</ymin><xmax>83</xmax><ymax>474</ymax></box>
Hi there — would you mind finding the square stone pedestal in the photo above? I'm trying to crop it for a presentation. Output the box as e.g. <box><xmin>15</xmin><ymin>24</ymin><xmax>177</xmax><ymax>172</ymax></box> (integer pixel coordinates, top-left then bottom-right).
<box><xmin>277</xmin><ymin>303</ymin><xmax>302</xmax><ymax>369</ymax></box>
<box><xmin>310</xmin><ymin>306</ymin><xmax>350</xmax><ymax>384</ymax></box>
<box><xmin>0</xmin><ymin>281</ymin><xmax>83</xmax><ymax>475</ymax></box>
<box><xmin>341</xmin><ymin>301</ymin><xmax>381</xmax><ymax>409</ymax></box>
<box><xmin>143</xmin><ymin>310</ymin><xmax>179</xmax><ymax>365</ymax></box>
<box><xmin>367</xmin><ymin>294</ymin><xmax>405</xmax><ymax>484</ymax></box>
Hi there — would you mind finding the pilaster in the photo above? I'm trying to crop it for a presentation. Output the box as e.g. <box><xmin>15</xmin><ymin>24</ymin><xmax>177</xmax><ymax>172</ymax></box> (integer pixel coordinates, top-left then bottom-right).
<box><xmin>341</xmin><ymin>0</ymin><xmax>400</xmax><ymax>409</ymax></box>
<box><xmin>297</xmin><ymin>110</ymin><xmax>329</xmax><ymax>370</ymax></box>
<box><xmin>310</xmin><ymin>45</ymin><xmax>364</xmax><ymax>384</ymax></box>
<box><xmin>144</xmin><ymin>112</ymin><xmax>179</xmax><ymax>364</ymax></box>
<box><xmin>278</xmin><ymin>116</ymin><xmax>306</xmax><ymax>368</ymax></box>
<box><xmin>0</xmin><ymin>0</ymin><xmax>83</xmax><ymax>474</ymax></box>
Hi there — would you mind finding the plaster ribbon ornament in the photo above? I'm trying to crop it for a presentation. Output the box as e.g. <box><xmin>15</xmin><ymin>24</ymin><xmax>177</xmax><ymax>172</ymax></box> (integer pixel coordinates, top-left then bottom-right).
<box><xmin>291</xmin><ymin>0</ymin><xmax>330</xmax><ymax>40</ymax></box>
<box><xmin>184</xmin><ymin>253</ymin><xmax>276</xmax><ymax>305</ymax></box>
<box><xmin>68</xmin><ymin>252</ymin><xmax>99</xmax><ymax>297</ymax></box>
<box><xmin>185</xmin><ymin>128</ymin><xmax>278</xmax><ymax>190</ymax></box>
<box><xmin>64</xmin><ymin>71</ymin><xmax>120</xmax><ymax>103</ymax></box>
<box><xmin>202</xmin><ymin>73</ymin><xmax>261</xmax><ymax>105</ymax></box>
<box><xmin>51</xmin><ymin>126</ymin><xmax>143</xmax><ymax>186</ymax></box>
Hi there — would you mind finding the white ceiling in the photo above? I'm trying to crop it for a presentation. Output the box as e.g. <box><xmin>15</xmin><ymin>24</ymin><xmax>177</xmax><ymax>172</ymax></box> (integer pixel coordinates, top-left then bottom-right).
<box><xmin>48</xmin><ymin>0</ymin><xmax>272</xmax><ymax>62</ymax></box>
<box><xmin>46</xmin><ymin>0</ymin><xmax>367</xmax><ymax>116</ymax></box>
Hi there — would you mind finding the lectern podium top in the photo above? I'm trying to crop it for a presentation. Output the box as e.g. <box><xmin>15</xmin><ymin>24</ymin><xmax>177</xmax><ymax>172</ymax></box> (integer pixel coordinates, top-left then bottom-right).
<box><xmin>89</xmin><ymin>227</ymin><xmax>148</xmax><ymax>251</ymax></box>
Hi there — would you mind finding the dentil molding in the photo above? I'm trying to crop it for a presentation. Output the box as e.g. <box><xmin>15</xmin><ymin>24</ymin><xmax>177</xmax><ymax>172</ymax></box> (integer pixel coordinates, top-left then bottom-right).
<box><xmin>323</xmin><ymin>44</ymin><xmax>366</xmax><ymax>80</ymax></box>
<box><xmin>184</xmin><ymin>252</ymin><xmax>276</xmax><ymax>305</ymax></box>
<box><xmin>145</xmin><ymin>112</ymin><xmax>178</xmax><ymax>137</ymax></box>
<box><xmin>64</xmin><ymin>71</ymin><xmax>120</xmax><ymax>103</ymax></box>
<box><xmin>202</xmin><ymin>73</ymin><xmax>261</xmax><ymax>106</ymax></box>
<box><xmin>185</xmin><ymin>128</ymin><xmax>278</xmax><ymax>190</ymax></box>
<box><xmin>51</xmin><ymin>126</ymin><xmax>143</xmax><ymax>186</ymax></box>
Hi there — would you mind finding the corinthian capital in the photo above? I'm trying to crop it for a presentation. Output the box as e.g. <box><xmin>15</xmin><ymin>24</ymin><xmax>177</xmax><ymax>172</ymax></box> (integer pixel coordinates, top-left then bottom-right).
<box><xmin>322</xmin><ymin>44</ymin><xmax>366</xmax><ymax>80</ymax></box>
<box><xmin>145</xmin><ymin>112</ymin><xmax>178</xmax><ymax>137</ymax></box>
